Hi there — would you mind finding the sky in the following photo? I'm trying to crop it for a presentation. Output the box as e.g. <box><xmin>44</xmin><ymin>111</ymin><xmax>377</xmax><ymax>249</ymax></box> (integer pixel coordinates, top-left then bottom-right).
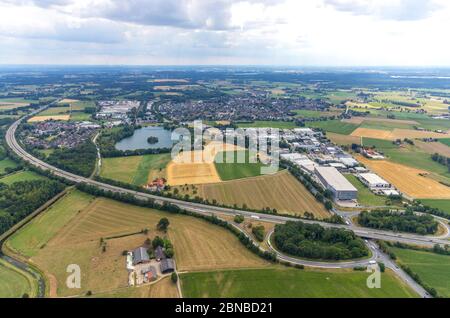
<box><xmin>0</xmin><ymin>0</ymin><xmax>449</xmax><ymax>66</ymax></box>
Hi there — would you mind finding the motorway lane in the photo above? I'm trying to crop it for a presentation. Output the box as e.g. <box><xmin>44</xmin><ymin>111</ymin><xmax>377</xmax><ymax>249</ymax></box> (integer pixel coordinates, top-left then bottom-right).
<box><xmin>6</xmin><ymin>111</ymin><xmax>450</xmax><ymax>248</ymax></box>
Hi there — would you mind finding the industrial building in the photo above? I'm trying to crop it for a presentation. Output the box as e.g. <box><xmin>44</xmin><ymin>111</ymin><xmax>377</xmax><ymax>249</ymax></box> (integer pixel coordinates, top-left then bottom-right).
<box><xmin>358</xmin><ymin>173</ymin><xmax>390</xmax><ymax>189</ymax></box>
<box><xmin>314</xmin><ymin>166</ymin><xmax>358</xmax><ymax>200</ymax></box>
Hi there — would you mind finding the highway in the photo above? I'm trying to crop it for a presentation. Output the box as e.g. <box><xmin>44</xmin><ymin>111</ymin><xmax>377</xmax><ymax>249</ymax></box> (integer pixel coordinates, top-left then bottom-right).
<box><xmin>5</xmin><ymin>106</ymin><xmax>443</xmax><ymax>298</ymax></box>
<box><xmin>6</xmin><ymin>107</ymin><xmax>450</xmax><ymax>249</ymax></box>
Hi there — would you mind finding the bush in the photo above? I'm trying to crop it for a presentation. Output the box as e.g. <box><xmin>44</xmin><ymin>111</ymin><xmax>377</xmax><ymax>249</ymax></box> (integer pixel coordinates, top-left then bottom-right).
<box><xmin>171</xmin><ymin>272</ymin><xmax>178</xmax><ymax>283</ymax></box>
<box><xmin>234</xmin><ymin>215</ymin><xmax>244</xmax><ymax>224</ymax></box>
<box><xmin>252</xmin><ymin>225</ymin><xmax>265</xmax><ymax>242</ymax></box>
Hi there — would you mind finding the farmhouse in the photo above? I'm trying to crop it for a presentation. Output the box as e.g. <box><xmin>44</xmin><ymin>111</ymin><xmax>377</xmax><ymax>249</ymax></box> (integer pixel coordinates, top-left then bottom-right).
<box><xmin>132</xmin><ymin>247</ymin><xmax>150</xmax><ymax>265</ymax></box>
<box><xmin>358</xmin><ymin>173</ymin><xmax>390</xmax><ymax>189</ymax></box>
<box><xmin>160</xmin><ymin>258</ymin><xmax>175</xmax><ymax>274</ymax></box>
<box><xmin>315</xmin><ymin>166</ymin><xmax>357</xmax><ymax>200</ymax></box>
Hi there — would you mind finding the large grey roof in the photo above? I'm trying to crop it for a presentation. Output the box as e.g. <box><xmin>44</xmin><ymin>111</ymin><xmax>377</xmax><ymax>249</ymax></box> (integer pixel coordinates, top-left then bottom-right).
<box><xmin>315</xmin><ymin>166</ymin><xmax>357</xmax><ymax>192</ymax></box>
<box><xmin>160</xmin><ymin>258</ymin><xmax>175</xmax><ymax>272</ymax></box>
<box><xmin>133</xmin><ymin>247</ymin><xmax>149</xmax><ymax>264</ymax></box>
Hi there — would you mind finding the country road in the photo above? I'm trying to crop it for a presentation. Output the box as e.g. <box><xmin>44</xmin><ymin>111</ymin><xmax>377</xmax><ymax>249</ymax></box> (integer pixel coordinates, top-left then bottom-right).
<box><xmin>5</xmin><ymin>106</ymin><xmax>448</xmax><ymax>298</ymax></box>
<box><xmin>6</xmin><ymin>106</ymin><xmax>450</xmax><ymax>248</ymax></box>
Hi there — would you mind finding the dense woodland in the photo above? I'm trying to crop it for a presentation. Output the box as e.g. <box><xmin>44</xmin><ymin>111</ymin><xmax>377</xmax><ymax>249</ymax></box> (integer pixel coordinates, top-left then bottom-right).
<box><xmin>46</xmin><ymin>140</ymin><xmax>97</xmax><ymax>177</ymax></box>
<box><xmin>273</xmin><ymin>221</ymin><xmax>368</xmax><ymax>260</ymax></box>
<box><xmin>0</xmin><ymin>179</ymin><xmax>65</xmax><ymax>235</ymax></box>
<box><xmin>358</xmin><ymin>210</ymin><xmax>438</xmax><ymax>235</ymax></box>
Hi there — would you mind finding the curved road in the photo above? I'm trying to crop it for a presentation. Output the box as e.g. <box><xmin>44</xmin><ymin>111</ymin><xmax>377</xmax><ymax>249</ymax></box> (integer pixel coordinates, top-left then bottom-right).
<box><xmin>5</xmin><ymin>107</ymin><xmax>447</xmax><ymax>298</ymax></box>
<box><xmin>6</xmin><ymin>107</ymin><xmax>450</xmax><ymax>249</ymax></box>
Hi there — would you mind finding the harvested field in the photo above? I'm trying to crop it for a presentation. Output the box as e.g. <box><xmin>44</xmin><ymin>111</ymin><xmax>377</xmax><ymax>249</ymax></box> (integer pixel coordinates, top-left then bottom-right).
<box><xmin>342</xmin><ymin>116</ymin><xmax>419</xmax><ymax>125</ymax></box>
<box><xmin>193</xmin><ymin>170</ymin><xmax>330</xmax><ymax>218</ymax></box>
<box><xmin>351</xmin><ymin>127</ymin><xmax>449</xmax><ymax>140</ymax></box>
<box><xmin>357</xmin><ymin>156</ymin><xmax>450</xmax><ymax>199</ymax></box>
<box><xmin>351</xmin><ymin>128</ymin><xmax>396</xmax><ymax>140</ymax></box>
<box><xmin>92</xmin><ymin>277</ymin><xmax>179</xmax><ymax>298</ymax></box>
<box><xmin>58</xmin><ymin>99</ymin><xmax>79</xmax><ymax>104</ymax></box>
<box><xmin>327</xmin><ymin>132</ymin><xmax>361</xmax><ymax>146</ymax></box>
<box><xmin>167</xmin><ymin>141</ymin><xmax>244</xmax><ymax>185</ymax></box>
<box><xmin>8</xmin><ymin>193</ymin><xmax>267</xmax><ymax>297</ymax></box>
<box><xmin>151</xmin><ymin>79</ymin><xmax>189</xmax><ymax>83</ymax></box>
<box><xmin>27</xmin><ymin>115</ymin><xmax>70</xmax><ymax>122</ymax></box>
<box><xmin>414</xmin><ymin>140</ymin><xmax>450</xmax><ymax>157</ymax></box>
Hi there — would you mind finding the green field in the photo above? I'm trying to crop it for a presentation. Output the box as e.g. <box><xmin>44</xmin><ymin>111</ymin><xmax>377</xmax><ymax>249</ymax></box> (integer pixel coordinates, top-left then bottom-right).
<box><xmin>214</xmin><ymin>150</ymin><xmax>270</xmax><ymax>181</ymax></box>
<box><xmin>0</xmin><ymin>158</ymin><xmax>18</xmax><ymax>174</ymax></box>
<box><xmin>0</xmin><ymin>259</ymin><xmax>35</xmax><ymax>298</ymax></box>
<box><xmin>439</xmin><ymin>139</ymin><xmax>450</xmax><ymax>147</ymax></box>
<box><xmin>359</xmin><ymin>120</ymin><xmax>415</xmax><ymax>131</ymax></box>
<box><xmin>306</xmin><ymin>120</ymin><xmax>358</xmax><ymax>135</ymax></box>
<box><xmin>362</xmin><ymin>137</ymin><xmax>450</xmax><ymax>180</ymax></box>
<box><xmin>38</xmin><ymin>106</ymin><xmax>71</xmax><ymax>116</ymax></box>
<box><xmin>344</xmin><ymin>174</ymin><xmax>387</xmax><ymax>207</ymax></box>
<box><xmin>391</xmin><ymin>247</ymin><xmax>450</xmax><ymax>297</ymax></box>
<box><xmin>0</xmin><ymin>170</ymin><xmax>46</xmax><ymax>185</ymax></box>
<box><xmin>100</xmin><ymin>153</ymin><xmax>171</xmax><ymax>185</ymax></box>
<box><xmin>417</xmin><ymin>199</ymin><xmax>450</xmax><ymax>216</ymax></box>
<box><xmin>7</xmin><ymin>190</ymin><xmax>94</xmax><ymax>257</ymax></box>
<box><xmin>236</xmin><ymin>121</ymin><xmax>297</xmax><ymax>129</ymax></box>
<box><xmin>294</xmin><ymin>109</ymin><xmax>341</xmax><ymax>119</ymax></box>
<box><xmin>181</xmin><ymin>268</ymin><xmax>417</xmax><ymax>298</ymax></box>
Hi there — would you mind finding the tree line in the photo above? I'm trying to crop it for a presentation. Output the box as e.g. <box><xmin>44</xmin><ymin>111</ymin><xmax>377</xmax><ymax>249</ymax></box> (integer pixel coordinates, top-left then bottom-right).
<box><xmin>273</xmin><ymin>221</ymin><xmax>368</xmax><ymax>260</ymax></box>
<box><xmin>0</xmin><ymin>179</ymin><xmax>65</xmax><ymax>235</ymax></box>
<box><xmin>358</xmin><ymin>210</ymin><xmax>438</xmax><ymax>235</ymax></box>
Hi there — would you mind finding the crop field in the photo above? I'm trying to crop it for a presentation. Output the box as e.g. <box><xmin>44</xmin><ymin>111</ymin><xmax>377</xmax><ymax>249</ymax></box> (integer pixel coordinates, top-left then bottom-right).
<box><xmin>0</xmin><ymin>259</ymin><xmax>35</xmax><ymax>298</ymax></box>
<box><xmin>352</xmin><ymin>127</ymin><xmax>447</xmax><ymax>141</ymax></box>
<box><xmin>0</xmin><ymin>170</ymin><xmax>46</xmax><ymax>185</ymax></box>
<box><xmin>362</xmin><ymin>138</ymin><xmax>450</xmax><ymax>180</ymax></box>
<box><xmin>344</xmin><ymin>174</ymin><xmax>388</xmax><ymax>207</ymax></box>
<box><xmin>166</xmin><ymin>142</ymin><xmax>243</xmax><ymax>185</ymax></box>
<box><xmin>439</xmin><ymin>139</ymin><xmax>450</xmax><ymax>147</ymax></box>
<box><xmin>391</xmin><ymin>247</ymin><xmax>450</xmax><ymax>297</ymax></box>
<box><xmin>357</xmin><ymin>156</ymin><xmax>450</xmax><ymax>199</ymax></box>
<box><xmin>91</xmin><ymin>277</ymin><xmax>179</xmax><ymax>298</ymax></box>
<box><xmin>306</xmin><ymin>120</ymin><xmax>358</xmax><ymax>135</ymax></box>
<box><xmin>214</xmin><ymin>150</ymin><xmax>268</xmax><ymax>181</ymax></box>
<box><xmin>414</xmin><ymin>140</ymin><xmax>450</xmax><ymax>157</ymax></box>
<box><xmin>7</xmin><ymin>193</ymin><xmax>267</xmax><ymax>296</ymax></box>
<box><xmin>100</xmin><ymin>153</ymin><xmax>171</xmax><ymax>185</ymax></box>
<box><xmin>7</xmin><ymin>190</ymin><xmax>95</xmax><ymax>257</ymax></box>
<box><xmin>28</xmin><ymin>115</ymin><xmax>70</xmax><ymax>122</ymax></box>
<box><xmin>38</xmin><ymin>106</ymin><xmax>71</xmax><ymax>116</ymax></box>
<box><xmin>236</xmin><ymin>121</ymin><xmax>297</xmax><ymax>129</ymax></box>
<box><xmin>180</xmin><ymin>267</ymin><xmax>417</xmax><ymax>298</ymax></box>
<box><xmin>0</xmin><ymin>158</ymin><xmax>18</xmax><ymax>173</ymax></box>
<box><xmin>342</xmin><ymin>116</ymin><xmax>420</xmax><ymax>127</ymax></box>
<box><xmin>326</xmin><ymin>132</ymin><xmax>361</xmax><ymax>146</ymax></box>
<box><xmin>294</xmin><ymin>109</ymin><xmax>341</xmax><ymax>118</ymax></box>
<box><xmin>418</xmin><ymin>199</ymin><xmax>450</xmax><ymax>216</ymax></box>
<box><xmin>192</xmin><ymin>170</ymin><xmax>330</xmax><ymax>218</ymax></box>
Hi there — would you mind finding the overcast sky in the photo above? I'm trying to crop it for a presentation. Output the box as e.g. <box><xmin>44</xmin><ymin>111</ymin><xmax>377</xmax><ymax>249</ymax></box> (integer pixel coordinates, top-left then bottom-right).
<box><xmin>0</xmin><ymin>0</ymin><xmax>449</xmax><ymax>66</ymax></box>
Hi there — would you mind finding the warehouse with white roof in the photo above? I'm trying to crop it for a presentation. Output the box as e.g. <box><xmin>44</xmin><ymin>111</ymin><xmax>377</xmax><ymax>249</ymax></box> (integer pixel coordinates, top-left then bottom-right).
<box><xmin>314</xmin><ymin>166</ymin><xmax>358</xmax><ymax>200</ymax></box>
<box><xmin>358</xmin><ymin>173</ymin><xmax>390</xmax><ymax>189</ymax></box>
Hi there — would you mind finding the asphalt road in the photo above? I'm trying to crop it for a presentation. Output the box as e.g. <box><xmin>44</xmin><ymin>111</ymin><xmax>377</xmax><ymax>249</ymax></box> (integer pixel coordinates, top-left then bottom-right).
<box><xmin>5</xmin><ymin>106</ymin><xmax>441</xmax><ymax>298</ymax></box>
<box><xmin>6</xmin><ymin>108</ymin><xmax>450</xmax><ymax>249</ymax></box>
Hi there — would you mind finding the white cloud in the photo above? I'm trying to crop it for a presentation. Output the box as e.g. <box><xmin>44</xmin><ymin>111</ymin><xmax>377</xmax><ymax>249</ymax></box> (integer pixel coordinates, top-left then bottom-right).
<box><xmin>0</xmin><ymin>0</ymin><xmax>449</xmax><ymax>65</ymax></box>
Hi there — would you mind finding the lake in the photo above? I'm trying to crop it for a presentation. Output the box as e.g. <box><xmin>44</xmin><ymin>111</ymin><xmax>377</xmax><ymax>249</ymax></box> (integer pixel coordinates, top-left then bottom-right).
<box><xmin>115</xmin><ymin>126</ymin><xmax>177</xmax><ymax>151</ymax></box>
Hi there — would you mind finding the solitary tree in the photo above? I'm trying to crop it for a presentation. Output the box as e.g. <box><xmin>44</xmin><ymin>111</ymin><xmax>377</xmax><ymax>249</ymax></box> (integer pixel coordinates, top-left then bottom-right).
<box><xmin>157</xmin><ymin>217</ymin><xmax>170</xmax><ymax>232</ymax></box>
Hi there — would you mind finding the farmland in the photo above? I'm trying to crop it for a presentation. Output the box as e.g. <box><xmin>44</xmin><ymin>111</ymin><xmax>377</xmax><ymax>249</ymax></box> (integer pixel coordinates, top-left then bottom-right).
<box><xmin>180</xmin><ymin>267</ymin><xmax>417</xmax><ymax>298</ymax></box>
<box><xmin>0</xmin><ymin>259</ymin><xmax>35</xmax><ymax>298</ymax></box>
<box><xmin>357</xmin><ymin>156</ymin><xmax>450</xmax><ymax>199</ymax></box>
<box><xmin>0</xmin><ymin>158</ymin><xmax>18</xmax><ymax>173</ymax></box>
<box><xmin>236</xmin><ymin>121</ymin><xmax>297</xmax><ymax>129</ymax></box>
<box><xmin>305</xmin><ymin>120</ymin><xmax>358</xmax><ymax>135</ymax></box>
<box><xmin>0</xmin><ymin>170</ymin><xmax>46</xmax><ymax>185</ymax></box>
<box><xmin>361</xmin><ymin>138</ymin><xmax>450</xmax><ymax>180</ymax></box>
<box><xmin>100</xmin><ymin>153</ymin><xmax>171</xmax><ymax>185</ymax></box>
<box><xmin>391</xmin><ymin>247</ymin><xmax>450</xmax><ymax>297</ymax></box>
<box><xmin>28</xmin><ymin>115</ymin><xmax>70</xmax><ymax>122</ymax></box>
<box><xmin>181</xmin><ymin>170</ymin><xmax>330</xmax><ymax>218</ymax></box>
<box><xmin>6</xmin><ymin>192</ymin><xmax>267</xmax><ymax>297</ymax></box>
<box><xmin>214</xmin><ymin>150</ymin><xmax>268</xmax><ymax>181</ymax></box>
<box><xmin>418</xmin><ymin>199</ymin><xmax>450</xmax><ymax>216</ymax></box>
<box><xmin>351</xmin><ymin>127</ymin><xmax>449</xmax><ymax>141</ymax></box>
